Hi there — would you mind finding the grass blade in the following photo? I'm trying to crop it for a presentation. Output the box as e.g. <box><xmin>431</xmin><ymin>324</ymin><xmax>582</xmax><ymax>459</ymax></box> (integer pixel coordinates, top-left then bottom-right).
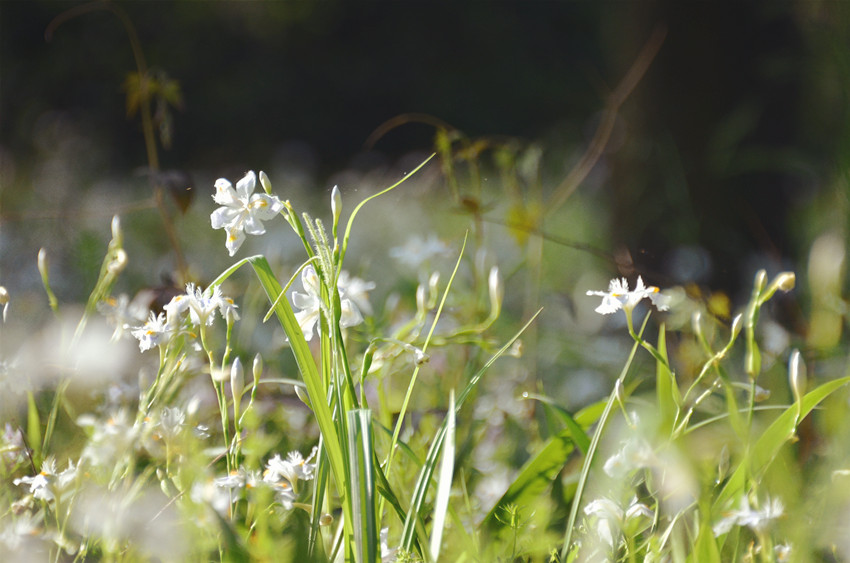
<box><xmin>348</xmin><ymin>409</ymin><xmax>378</xmax><ymax>563</ymax></box>
<box><xmin>430</xmin><ymin>390</ymin><xmax>455</xmax><ymax>561</ymax></box>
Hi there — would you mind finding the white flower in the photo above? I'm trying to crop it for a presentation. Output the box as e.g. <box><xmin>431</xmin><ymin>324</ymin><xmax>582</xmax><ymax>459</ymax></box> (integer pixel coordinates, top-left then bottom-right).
<box><xmin>713</xmin><ymin>496</ymin><xmax>784</xmax><ymax>536</ymax></box>
<box><xmin>389</xmin><ymin>234</ymin><xmax>450</xmax><ymax>269</ymax></box>
<box><xmin>603</xmin><ymin>438</ymin><xmax>656</xmax><ymax>478</ymax></box>
<box><xmin>584</xmin><ymin>496</ymin><xmax>654</xmax><ymax>547</ymax></box>
<box><xmin>13</xmin><ymin>457</ymin><xmax>77</xmax><ymax>502</ymax></box>
<box><xmin>337</xmin><ymin>271</ymin><xmax>376</xmax><ymax>316</ymax></box>
<box><xmin>98</xmin><ymin>294</ymin><xmax>149</xmax><ymax>341</ymax></box>
<box><xmin>263</xmin><ymin>447</ymin><xmax>317</xmax><ymax>492</ymax></box>
<box><xmin>587</xmin><ymin>276</ymin><xmax>670</xmax><ymax>315</ymax></box>
<box><xmin>131</xmin><ymin>312</ymin><xmax>172</xmax><ymax>352</ymax></box>
<box><xmin>292</xmin><ymin>267</ymin><xmax>366</xmax><ymax>340</ymax></box>
<box><xmin>211</xmin><ymin>171</ymin><xmax>284</xmax><ymax>256</ymax></box>
<box><xmin>164</xmin><ymin>284</ymin><xmax>239</xmax><ymax>329</ymax></box>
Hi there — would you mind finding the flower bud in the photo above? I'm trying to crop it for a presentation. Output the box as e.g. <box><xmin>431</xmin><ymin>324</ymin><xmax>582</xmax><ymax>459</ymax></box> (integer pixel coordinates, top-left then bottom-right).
<box><xmin>730</xmin><ymin>314</ymin><xmax>744</xmax><ymax>338</ymax></box>
<box><xmin>789</xmin><ymin>349</ymin><xmax>805</xmax><ymax>407</ymax></box>
<box><xmin>416</xmin><ymin>284</ymin><xmax>427</xmax><ymax>314</ymax></box>
<box><xmin>252</xmin><ymin>353</ymin><xmax>263</xmax><ymax>388</ymax></box>
<box><xmin>0</xmin><ymin>286</ymin><xmax>8</xmax><ymax>322</ymax></box>
<box><xmin>775</xmin><ymin>272</ymin><xmax>796</xmax><ymax>292</ymax></box>
<box><xmin>37</xmin><ymin>248</ymin><xmax>49</xmax><ymax>283</ymax></box>
<box><xmin>259</xmin><ymin>171</ymin><xmax>273</xmax><ymax>195</ymax></box>
<box><xmin>331</xmin><ymin>185</ymin><xmax>342</xmax><ymax>225</ymax></box>
<box><xmin>230</xmin><ymin>357</ymin><xmax>244</xmax><ymax>405</ymax></box>
<box><xmin>754</xmin><ymin>269</ymin><xmax>768</xmax><ymax>293</ymax></box>
<box><xmin>111</xmin><ymin>215</ymin><xmax>123</xmax><ymax>246</ymax></box>
<box><xmin>488</xmin><ymin>266</ymin><xmax>503</xmax><ymax>316</ymax></box>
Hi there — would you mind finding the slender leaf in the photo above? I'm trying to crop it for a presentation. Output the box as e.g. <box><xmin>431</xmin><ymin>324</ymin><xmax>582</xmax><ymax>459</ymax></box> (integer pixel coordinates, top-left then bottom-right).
<box><xmin>483</xmin><ymin>428</ymin><xmax>576</xmax><ymax>532</ymax></box>
<box><xmin>713</xmin><ymin>375</ymin><xmax>850</xmax><ymax>513</ymax></box>
<box><xmin>430</xmin><ymin>391</ymin><xmax>456</xmax><ymax>561</ymax></box>
<box><xmin>348</xmin><ymin>409</ymin><xmax>378</xmax><ymax>563</ymax></box>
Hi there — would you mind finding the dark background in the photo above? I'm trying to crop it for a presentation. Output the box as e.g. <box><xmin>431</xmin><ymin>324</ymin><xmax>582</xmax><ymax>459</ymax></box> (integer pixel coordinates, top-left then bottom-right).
<box><xmin>3</xmin><ymin>1</ymin><xmax>850</xmax><ymax>296</ymax></box>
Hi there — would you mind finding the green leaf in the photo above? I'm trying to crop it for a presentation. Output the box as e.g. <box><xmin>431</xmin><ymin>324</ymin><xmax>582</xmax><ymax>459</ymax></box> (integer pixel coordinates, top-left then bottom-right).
<box><xmin>483</xmin><ymin>429</ymin><xmax>575</xmax><ymax>533</ymax></box>
<box><xmin>348</xmin><ymin>409</ymin><xmax>378</xmax><ymax>563</ymax></box>
<box><xmin>527</xmin><ymin>395</ymin><xmax>591</xmax><ymax>455</ymax></box>
<box><xmin>400</xmin><ymin>311</ymin><xmax>542</xmax><ymax>555</ymax></box>
<box><xmin>655</xmin><ymin>323</ymin><xmax>679</xmax><ymax>434</ymax></box>
<box><xmin>430</xmin><ymin>391</ymin><xmax>456</xmax><ymax>561</ymax></box>
<box><xmin>26</xmin><ymin>392</ymin><xmax>42</xmax><ymax>466</ymax></box>
<box><xmin>713</xmin><ymin>375</ymin><xmax>850</xmax><ymax>513</ymax></box>
<box><xmin>691</xmin><ymin>517</ymin><xmax>721</xmax><ymax>563</ymax></box>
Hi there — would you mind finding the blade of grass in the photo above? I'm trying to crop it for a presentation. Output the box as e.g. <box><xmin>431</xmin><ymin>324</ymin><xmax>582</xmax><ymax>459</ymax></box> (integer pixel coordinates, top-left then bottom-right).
<box><xmin>400</xmin><ymin>310</ymin><xmax>541</xmax><ymax>554</ymax></box>
<box><xmin>483</xmin><ymin>428</ymin><xmax>576</xmax><ymax>533</ymax></box>
<box><xmin>348</xmin><ymin>409</ymin><xmax>378</xmax><ymax>563</ymax></box>
<box><xmin>430</xmin><ymin>390</ymin><xmax>455</xmax><ymax>561</ymax></box>
<box><xmin>559</xmin><ymin>313</ymin><xmax>649</xmax><ymax>561</ymax></box>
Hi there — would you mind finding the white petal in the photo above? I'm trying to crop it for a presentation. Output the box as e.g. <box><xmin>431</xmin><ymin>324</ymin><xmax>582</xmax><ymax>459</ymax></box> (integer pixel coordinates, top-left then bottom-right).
<box><xmin>213</xmin><ymin>179</ymin><xmax>238</xmax><ymax>206</ymax></box>
<box><xmin>250</xmin><ymin>194</ymin><xmax>284</xmax><ymax>218</ymax></box>
<box><xmin>236</xmin><ymin>171</ymin><xmax>257</xmax><ymax>201</ymax></box>
<box><xmin>295</xmin><ymin>309</ymin><xmax>318</xmax><ymax>340</ymax></box>
<box><xmin>243</xmin><ymin>215</ymin><xmax>267</xmax><ymax>236</ymax></box>
<box><xmin>225</xmin><ymin>227</ymin><xmax>246</xmax><ymax>256</ymax></box>
<box><xmin>211</xmin><ymin>206</ymin><xmax>240</xmax><ymax>230</ymax></box>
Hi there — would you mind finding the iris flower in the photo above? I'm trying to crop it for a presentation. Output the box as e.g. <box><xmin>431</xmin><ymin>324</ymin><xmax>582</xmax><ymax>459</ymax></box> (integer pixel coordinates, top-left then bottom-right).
<box><xmin>587</xmin><ymin>276</ymin><xmax>670</xmax><ymax>315</ymax></box>
<box><xmin>211</xmin><ymin>171</ymin><xmax>284</xmax><ymax>256</ymax></box>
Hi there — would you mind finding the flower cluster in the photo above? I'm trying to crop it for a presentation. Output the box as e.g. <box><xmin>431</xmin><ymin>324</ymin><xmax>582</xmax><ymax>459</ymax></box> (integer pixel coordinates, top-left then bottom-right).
<box><xmin>262</xmin><ymin>447</ymin><xmax>317</xmax><ymax>508</ymax></box>
<box><xmin>130</xmin><ymin>283</ymin><xmax>238</xmax><ymax>352</ymax></box>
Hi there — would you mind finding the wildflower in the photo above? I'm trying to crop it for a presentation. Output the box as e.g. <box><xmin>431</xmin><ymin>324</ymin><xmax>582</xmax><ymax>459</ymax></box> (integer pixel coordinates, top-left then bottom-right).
<box><xmin>164</xmin><ymin>283</ymin><xmax>239</xmax><ymax>328</ymax></box>
<box><xmin>211</xmin><ymin>170</ymin><xmax>284</xmax><ymax>256</ymax></box>
<box><xmin>583</xmin><ymin>496</ymin><xmax>654</xmax><ymax>548</ymax></box>
<box><xmin>98</xmin><ymin>294</ymin><xmax>148</xmax><ymax>341</ymax></box>
<box><xmin>603</xmin><ymin>438</ymin><xmax>655</xmax><ymax>478</ymax></box>
<box><xmin>13</xmin><ymin>457</ymin><xmax>77</xmax><ymax>502</ymax></box>
<box><xmin>130</xmin><ymin>312</ymin><xmax>172</xmax><ymax>352</ymax></box>
<box><xmin>389</xmin><ymin>234</ymin><xmax>450</xmax><ymax>270</ymax></box>
<box><xmin>713</xmin><ymin>496</ymin><xmax>784</xmax><ymax>536</ymax></box>
<box><xmin>77</xmin><ymin>411</ymin><xmax>138</xmax><ymax>468</ymax></box>
<box><xmin>293</xmin><ymin>266</ymin><xmax>367</xmax><ymax>340</ymax></box>
<box><xmin>337</xmin><ymin>270</ymin><xmax>376</xmax><ymax>316</ymax></box>
<box><xmin>264</xmin><ymin>446</ymin><xmax>317</xmax><ymax>493</ymax></box>
<box><xmin>586</xmin><ymin>276</ymin><xmax>670</xmax><ymax>315</ymax></box>
<box><xmin>157</xmin><ymin>406</ymin><xmax>186</xmax><ymax>440</ymax></box>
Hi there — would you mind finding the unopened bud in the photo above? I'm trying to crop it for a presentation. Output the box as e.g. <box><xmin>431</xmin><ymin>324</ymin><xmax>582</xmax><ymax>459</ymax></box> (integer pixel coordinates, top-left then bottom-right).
<box><xmin>230</xmin><ymin>357</ymin><xmax>244</xmax><ymax>404</ymax></box>
<box><xmin>754</xmin><ymin>269</ymin><xmax>768</xmax><ymax>293</ymax></box>
<box><xmin>319</xmin><ymin>513</ymin><xmax>334</xmax><ymax>526</ymax></box>
<box><xmin>488</xmin><ymin>266</ymin><xmax>503</xmax><ymax>316</ymax></box>
<box><xmin>731</xmin><ymin>314</ymin><xmax>744</xmax><ymax>338</ymax></box>
<box><xmin>789</xmin><ymin>349</ymin><xmax>806</xmax><ymax>407</ymax></box>
<box><xmin>0</xmin><ymin>286</ymin><xmax>8</xmax><ymax>322</ymax></box>
<box><xmin>111</xmin><ymin>215</ymin><xmax>122</xmax><ymax>246</ymax></box>
<box><xmin>37</xmin><ymin>248</ymin><xmax>49</xmax><ymax>282</ymax></box>
<box><xmin>776</xmin><ymin>272</ymin><xmax>795</xmax><ymax>292</ymax></box>
<box><xmin>428</xmin><ymin>271</ymin><xmax>441</xmax><ymax>307</ymax></box>
<box><xmin>259</xmin><ymin>171</ymin><xmax>273</xmax><ymax>195</ymax></box>
<box><xmin>252</xmin><ymin>353</ymin><xmax>263</xmax><ymax>388</ymax></box>
<box><xmin>331</xmin><ymin>185</ymin><xmax>342</xmax><ymax>225</ymax></box>
<box><xmin>416</xmin><ymin>284</ymin><xmax>427</xmax><ymax>314</ymax></box>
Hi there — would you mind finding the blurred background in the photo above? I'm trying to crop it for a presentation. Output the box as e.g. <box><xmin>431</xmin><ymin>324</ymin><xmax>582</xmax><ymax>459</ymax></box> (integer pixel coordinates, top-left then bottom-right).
<box><xmin>2</xmin><ymin>0</ymin><xmax>850</xmax><ymax>390</ymax></box>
